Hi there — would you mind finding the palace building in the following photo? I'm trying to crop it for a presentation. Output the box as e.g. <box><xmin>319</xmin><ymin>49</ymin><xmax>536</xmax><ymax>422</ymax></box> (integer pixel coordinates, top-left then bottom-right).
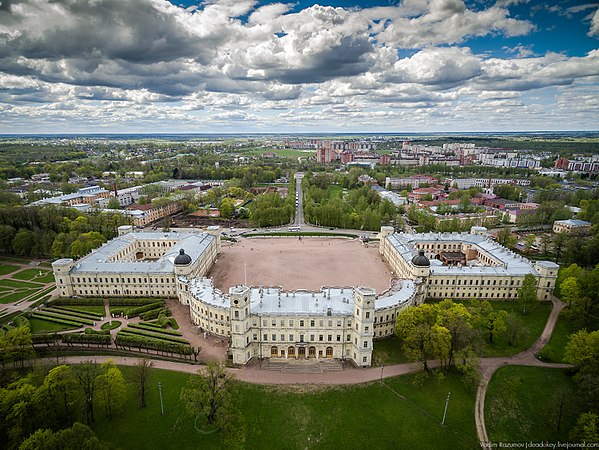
<box><xmin>379</xmin><ymin>226</ymin><xmax>559</xmax><ymax>302</ymax></box>
<box><xmin>52</xmin><ymin>225</ymin><xmax>558</xmax><ymax>367</ymax></box>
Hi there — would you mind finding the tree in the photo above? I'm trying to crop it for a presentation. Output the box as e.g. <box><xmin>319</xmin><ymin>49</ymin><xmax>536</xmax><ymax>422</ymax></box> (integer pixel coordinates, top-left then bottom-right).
<box><xmin>469</xmin><ymin>300</ymin><xmax>508</xmax><ymax>344</ymax></box>
<box><xmin>19</xmin><ymin>422</ymin><xmax>109</xmax><ymax>450</ymax></box>
<box><xmin>436</xmin><ymin>300</ymin><xmax>477</xmax><ymax>366</ymax></box>
<box><xmin>523</xmin><ymin>234</ymin><xmax>536</xmax><ymax>254</ymax></box>
<box><xmin>97</xmin><ymin>360</ymin><xmax>126</xmax><ymax>420</ymax></box>
<box><xmin>69</xmin><ymin>231</ymin><xmax>106</xmax><ymax>258</ymax></box>
<box><xmin>180</xmin><ymin>362</ymin><xmax>246</xmax><ymax>448</ymax></box>
<box><xmin>504</xmin><ymin>313</ymin><xmax>528</xmax><ymax>347</ymax></box>
<box><xmin>518</xmin><ymin>273</ymin><xmax>538</xmax><ymax>315</ymax></box>
<box><xmin>134</xmin><ymin>358</ymin><xmax>153</xmax><ymax>408</ymax></box>
<box><xmin>12</xmin><ymin>228</ymin><xmax>35</xmax><ymax>256</ymax></box>
<box><xmin>553</xmin><ymin>232</ymin><xmax>568</xmax><ymax>263</ymax></box>
<box><xmin>219</xmin><ymin>198</ymin><xmax>234</xmax><ymax>219</ymax></box>
<box><xmin>74</xmin><ymin>361</ymin><xmax>100</xmax><ymax>425</ymax></box>
<box><xmin>564</xmin><ymin>329</ymin><xmax>599</xmax><ymax>406</ymax></box>
<box><xmin>40</xmin><ymin>365</ymin><xmax>77</xmax><ymax>427</ymax></box>
<box><xmin>0</xmin><ymin>325</ymin><xmax>33</xmax><ymax>370</ymax></box>
<box><xmin>496</xmin><ymin>228</ymin><xmax>516</xmax><ymax>249</ymax></box>
<box><xmin>395</xmin><ymin>304</ymin><xmax>451</xmax><ymax>370</ymax></box>
<box><xmin>560</xmin><ymin>277</ymin><xmax>581</xmax><ymax>308</ymax></box>
<box><xmin>107</xmin><ymin>197</ymin><xmax>121</xmax><ymax>209</ymax></box>
<box><xmin>180</xmin><ymin>361</ymin><xmax>235</xmax><ymax>426</ymax></box>
<box><xmin>570</xmin><ymin>412</ymin><xmax>599</xmax><ymax>444</ymax></box>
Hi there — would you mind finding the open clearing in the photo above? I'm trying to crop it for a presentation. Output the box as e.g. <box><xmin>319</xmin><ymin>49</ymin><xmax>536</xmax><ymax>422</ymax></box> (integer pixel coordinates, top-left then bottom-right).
<box><xmin>209</xmin><ymin>237</ymin><xmax>392</xmax><ymax>292</ymax></box>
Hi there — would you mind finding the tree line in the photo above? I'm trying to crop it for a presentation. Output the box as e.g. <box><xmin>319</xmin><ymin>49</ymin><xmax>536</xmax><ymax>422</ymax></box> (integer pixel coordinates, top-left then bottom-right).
<box><xmin>0</xmin><ymin>206</ymin><xmax>130</xmax><ymax>258</ymax></box>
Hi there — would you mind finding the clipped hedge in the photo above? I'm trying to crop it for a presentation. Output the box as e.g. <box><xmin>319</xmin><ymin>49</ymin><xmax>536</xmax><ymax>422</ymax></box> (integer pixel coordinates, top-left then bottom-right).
<box><xmin>45</xmin><ymin>307</ymin><xmax>102</xmax><ymax>321</ymax></box>
<box><xmin>109</xmin><ymin>298</ymin><xmax>165</xmax><ymax>306</ymax></box>
<box><xmin>51</xmin><ymin>298</ymin><xmax>104</xmax><ymax>306</ymax></box>
<box><xmin>115</xmin><ymin>332</ymin><xmax>193</xmax><ymax>355</ymax></box>
<box><xmin>115</xmin><ymin>302</ymin><xmax>165</xmax><ymax>318</ymax></box>
<box><xmin>84</xmin><ymin>328</ymin><xmax>110</xmax><ymax>335</ymax></box>
<box><xmin>62</xmin><ymin>333</ymin><xmax>112</xmax><ymax>345</ymax></box>
<box><xmin>139</xmin><ymin>307</ymin><xmax>167</xmax><ymax>321</ymax></box>
<box><xmin>30</xmin><ymin>313</ymin><xmax>84</xmax><ymax>328</ymax></box>
<box><xmin>32</xmin><ymin>333</ymin><xmax>60</xmax><ymax>344</ymax></box>
<box><xmin>128</xmin><ymin>323</ymin><xmax>182</xmax><ymax>336</ymax></box>
<box><xmin>33</xmin><ymin>311</ymin><xmax>94</xmax><ymax>326</ymax></box>
<box><xmin>119</xmin><ymin>328</ymin><xmax>189</xmax><ymax>344</ymax></box>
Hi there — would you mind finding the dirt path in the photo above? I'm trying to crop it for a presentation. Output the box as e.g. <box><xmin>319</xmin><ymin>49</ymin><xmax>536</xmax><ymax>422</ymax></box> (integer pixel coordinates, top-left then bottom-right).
<box><xmin>474</xmin><ymin>296</ymin><xmax>570</xmax><ymax>446</ymax></box>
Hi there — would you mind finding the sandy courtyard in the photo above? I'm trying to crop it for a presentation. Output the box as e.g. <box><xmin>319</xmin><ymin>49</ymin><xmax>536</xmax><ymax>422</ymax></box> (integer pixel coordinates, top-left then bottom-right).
<box><xmin>208</xmin><ymin>237</ymin><xmax>392</xmax><ymax>293</ymax></box>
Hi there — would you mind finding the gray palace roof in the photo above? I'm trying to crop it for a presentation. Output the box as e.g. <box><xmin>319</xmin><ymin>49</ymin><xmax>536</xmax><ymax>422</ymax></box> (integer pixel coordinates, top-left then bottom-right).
<box><xmin>68</xmin><ymin>231</ymin><xmax>215</xmax><ymax>274</ymax></box>
<box><xmin>386</xmin><ymin>232</ymin><xmax>557</xmax><ymax>277</ymax></box>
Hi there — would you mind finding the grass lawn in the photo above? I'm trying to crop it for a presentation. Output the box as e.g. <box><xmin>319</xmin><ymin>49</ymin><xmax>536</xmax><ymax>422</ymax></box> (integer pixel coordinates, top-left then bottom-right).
<box><xmin>0</xmin><ymin>264</ymin><xmax>20</xmax><ymax>275</ymax></box>
<box><xmin>0</xmin><ymin>288</ymin><xmax>40</xmax><ymax>304</ymax></box>
<box><xmin>451</xmin><ymin>301</ymin><xmax>552</xmax><ymax>357</ymax></box>
<box><xmin>372</xmin><ymin>335</ymin><xmax>411</xmax><ymax>365</ymax></box>
<box><xmin>57</xmin><ymin>304</ymin><xmax>107</xmax><ymax>315</ymax></box>
<box><xmin>540</xmin><ymin>311</ymin><xmax>599</xmax><ymax>363</ymax></box>
<box><xmin>28</xmin><ymin>317</ymin><xmax>79</xmax><ymax>334</ymax></box>
<box><xmin>101</xmin><ymin>320</ymin><xmax>121</xmax><ymax>331</ymax></box>
<box><xmin>486</xmin><ymin>366</ymin><xmax>585</xmax><ymax>443</ymax></box>
<box><xmin>11</xmin><ymin>268</ymin><xmax>52</xmax><ymax>281</ymax></box>
<box><xmin>92</xmin><ymin>367</ymin><xmax>477</xmax><ymax>450</ymax></box>
<box><xmin>0</xmin><ymin>278</ymin><xmax>44</xmax><ymax>289</ymax></box>
<box><xmin>0</xmin><ymin>256</ymin><xmax>32</xmax><ymax>264</ymax></box>
<box><xmin>327</xmin><ymin>185</ymin><xmax>343</xmax><ymax>199</ymax></box>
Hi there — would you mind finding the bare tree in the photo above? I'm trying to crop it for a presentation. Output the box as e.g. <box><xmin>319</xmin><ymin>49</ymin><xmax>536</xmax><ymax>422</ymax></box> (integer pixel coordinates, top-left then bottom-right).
<box><xmin>134</xmin><ymin>358</ymin><xmax>153</xmax><ymax>408</ymax></box>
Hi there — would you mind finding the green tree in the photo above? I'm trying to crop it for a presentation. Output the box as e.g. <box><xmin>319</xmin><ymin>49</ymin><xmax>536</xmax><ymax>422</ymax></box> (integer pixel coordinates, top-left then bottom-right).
<box><xmin>496</xmin><ymin>228</ymin><xmax>517</xmax><ymax>249</ymax></box>
<box><xmin>219</xmin><ymin>198</ymin><xmax>234</xmax><ymax>219</ymax></box>
<box><xmin>564</xmin><ymin>329</ymin><xmax>599</xmax><ymax>406</ymax></box>
<box><xmin>97</xmin><ymin>360</ymin><xmax>126</xmax><ymax>420</ymax></box>
<box><xmin>0</xmin><ymin>325</ymin><xmax>33</xmax><ymax>370</ymax></box>
<box><xmin>69</xmin><ymin>231</ymin><xmax>106</xmax><ymax>258</ymax></box>
<box><xmin>12</xmin><ymin>228</ymin><xmax>35</xmax><ymax>256</ymax></box>
<box><xmin>469</xmin><ymin>300</ymin><xmax>508</xmax><ymax>344</ymax></box>
<box><xmin>19</xmin><ymin>422</ymin><xmax>108</xmax><ymax>450</ymax></box>
<box><xmin>570</xmin><ymin>412</ymin><xmax>599</xmax><ymax>444</ymax></box>
<box><xmin>180</xmin><ymin>362</ymin><xmax>246</xmax><ymax>448</ymax></box>
<box><xmin>560</xmin><ymin>277</ymin><xmax>581</xmax><ymax>308</ymax></box>
<box><xmin>395</xmin><ymin>304</ymin><xmax>451</xmax><ymax>370</ymax></box>
<box><xmin>39</xmin><ymin>365</ymin><xmax>77</xmax><ymax>427</ymax></box>
<box><xmin>518</xmin><ymin>273</ymin><xmax>538</xmax><ymax>315</ymax></box>
<box><xmin>436</xmin><ymin>300</ymin><xmax>477</xmax><ymax>366</ymax></box>
<box><xmin>107</xmin><ymin>197</ymin><xmax>121</xmax><ymax>209</ymax></box>
<box><xmin>74</xmin><ymin>361</ymin><xmax>100</xmax><ymax>425</ymax></box>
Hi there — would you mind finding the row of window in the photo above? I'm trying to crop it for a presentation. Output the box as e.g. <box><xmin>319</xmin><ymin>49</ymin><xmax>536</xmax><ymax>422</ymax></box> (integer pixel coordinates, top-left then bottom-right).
<box><xmin>74</xmin><ymin>276</ymin><xmax>173</xmax><ymax>284</ymax></box>
<box><xmin>430</xmin><ymin>278</ymin><xmax>521</xmax><ymax>286</ymax></box>
<box><xmin>257</xmin><ymin>333</ymin><xmax>353</xmax><ymax>343</ymax></box>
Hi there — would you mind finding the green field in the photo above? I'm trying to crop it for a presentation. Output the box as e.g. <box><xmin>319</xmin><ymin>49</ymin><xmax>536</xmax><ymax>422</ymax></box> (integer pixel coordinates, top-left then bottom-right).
<box><xmin>0</xmin><ymin>279</ymin><xmax>44</xmax><ymax>289</ymax></box>
<box><xmin>59</xmin><ymin>304</ymin><xmax>107</xmax><ymax>315</ymax></box>
<box><xmin>486</xmin><ymin>366</ymin><xmax>585</xmax><ymax>443</ymax></box>
<box><xmin>540</xmin><ymin>311</ymin><xmax>599</xmax><ymax>363</ymax></box>
<box><xmin>0</xmin><ymin>289</ymin><xmax>40</xmax><ymax>304</ymax></box>
<box><xmin>28</xmin><ymin>317</ymin><xmax>79</xmax><ymax>334</ymax></box>
<box><xmin>327</xmin><ymin>185</ymin><xmax>343</xmax><ymax>199</ymax></box>
<box><xmin>92</xmin><ymin>367</ymin><xmax>477</xmax><ymax>450</ymax></box>
<box><xmin>0</xmin><ymin>264</ymin><xmax>20</xmax><ymax>275</ymax></box>
<box><xmin>12</xmin><ymin>268</ymin><xmax>55</xmax><ymax>283</ymax></box>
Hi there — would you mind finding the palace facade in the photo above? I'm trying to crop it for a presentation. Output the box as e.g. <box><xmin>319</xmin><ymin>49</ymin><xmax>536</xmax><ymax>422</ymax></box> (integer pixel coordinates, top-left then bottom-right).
<box><xmin>52</xmin><ymin>225</ymin><xmax>558</xmax><ymax>367</ymax></box>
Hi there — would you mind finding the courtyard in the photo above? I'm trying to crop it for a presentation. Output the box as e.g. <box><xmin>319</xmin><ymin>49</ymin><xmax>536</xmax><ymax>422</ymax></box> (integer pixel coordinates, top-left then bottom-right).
<box><xmin>209</xmin><ymin>237</ymin><xmax>393</xmax><ymax>293</ymax></box>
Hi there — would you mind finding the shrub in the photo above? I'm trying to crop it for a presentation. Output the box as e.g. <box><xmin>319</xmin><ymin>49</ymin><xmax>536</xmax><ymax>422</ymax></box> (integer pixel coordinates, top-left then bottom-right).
<box><xmin>51</xmin><ymin>298</ymin><xmax>104</xmax><ymax>306</ymax></box>
<box><xmin>115</xmin><ymin>332</ymin><xmax>193</xmax><ymax>355</ymax></box>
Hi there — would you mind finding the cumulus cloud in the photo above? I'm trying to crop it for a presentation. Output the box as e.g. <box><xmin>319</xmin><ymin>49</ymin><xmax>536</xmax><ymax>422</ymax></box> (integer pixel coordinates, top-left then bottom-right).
<box><xmin>0</xmin><ymin>0</ymin><xmax>596</xmax><ymax>132</ymax></box>
<box><xmin>589</xmin><ymin>7</ymin><xmax>599</xmax><ymax>36</ymax></box>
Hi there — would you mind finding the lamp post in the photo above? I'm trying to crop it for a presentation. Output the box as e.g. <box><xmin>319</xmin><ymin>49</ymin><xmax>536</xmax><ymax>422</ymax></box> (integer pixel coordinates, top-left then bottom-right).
<box><xmin>158</xmin><ymin>382</ymin><xmax>164</xmax><ymax>416</ymax></box>
<box><xmin>441</xmin><ymin>392</ymin><xmax>451</xmax><ymax>426</ymax></box>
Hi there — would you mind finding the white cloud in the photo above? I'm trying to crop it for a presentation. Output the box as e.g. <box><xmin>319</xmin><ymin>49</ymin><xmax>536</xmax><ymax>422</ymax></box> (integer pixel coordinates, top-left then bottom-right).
<box><xmin>589</xmin><ymin>7</ymin><xmax>599</xmax><ymax>36</ymax></box>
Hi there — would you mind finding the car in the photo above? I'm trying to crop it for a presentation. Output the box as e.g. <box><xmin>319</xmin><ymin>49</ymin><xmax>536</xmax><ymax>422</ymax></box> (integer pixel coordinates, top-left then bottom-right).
<box><xmin>329</xmin><ymin>227</ymin><xmax>334</xmax><ymax>230</ymax></box>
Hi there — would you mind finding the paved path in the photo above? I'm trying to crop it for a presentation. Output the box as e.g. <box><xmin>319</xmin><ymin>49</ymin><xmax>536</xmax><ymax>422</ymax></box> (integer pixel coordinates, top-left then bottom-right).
<box><xmin>26</xmin><ymin>293</ymin><xmax>572</xmax><ymax>446</ymax></box>
<box><xmin>474</xmin><ymin>296</ymin><xmax>571</xmax><ymax>446</ymax></box>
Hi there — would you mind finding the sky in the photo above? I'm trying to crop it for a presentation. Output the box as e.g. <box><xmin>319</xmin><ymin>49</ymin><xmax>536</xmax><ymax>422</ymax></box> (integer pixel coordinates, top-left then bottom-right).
<box><xmin>0</xmin><ymin>0</ymin><xmax>598</xmax><ymax>133</ymax></box>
